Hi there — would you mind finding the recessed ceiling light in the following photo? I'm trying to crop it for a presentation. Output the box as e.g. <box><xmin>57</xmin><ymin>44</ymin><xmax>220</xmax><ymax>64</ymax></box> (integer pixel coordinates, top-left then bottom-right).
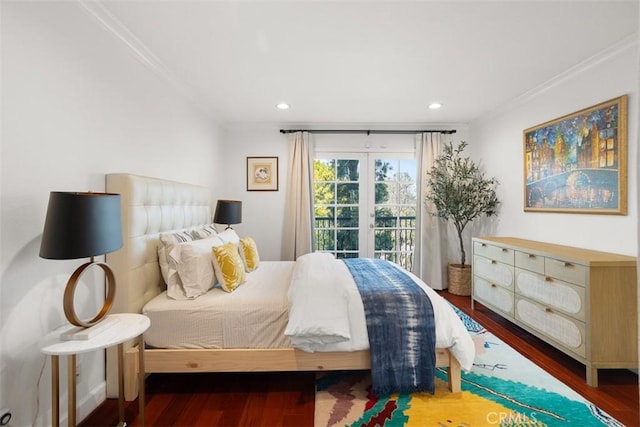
<box><xmin>276</xmin><ymin>102</ymin><xmax>290</xmax><ymax>110</ymax></box>
<box><xmin>428</xmin><ymin>102</ymin><xmax>442</xmax><ymax>110</ymax></box>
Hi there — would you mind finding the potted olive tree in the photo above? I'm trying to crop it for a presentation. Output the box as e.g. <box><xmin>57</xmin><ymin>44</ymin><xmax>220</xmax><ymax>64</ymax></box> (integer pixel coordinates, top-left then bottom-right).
<box><xmin>425</xmin><ymin>141</ymin><xmax>499</xmax><ymax>295</ymax></box>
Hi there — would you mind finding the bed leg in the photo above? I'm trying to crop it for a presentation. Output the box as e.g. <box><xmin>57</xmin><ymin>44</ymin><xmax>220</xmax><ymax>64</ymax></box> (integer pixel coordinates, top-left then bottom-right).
<box><xmin>447</xmin><ymin>355</ymin><xmax>461</xmax><ymax>393</ymax></box>
<box><xmin>124</xmin><ymin>345</ymin><xmax>140</xmax><ymax>401</ymax></box>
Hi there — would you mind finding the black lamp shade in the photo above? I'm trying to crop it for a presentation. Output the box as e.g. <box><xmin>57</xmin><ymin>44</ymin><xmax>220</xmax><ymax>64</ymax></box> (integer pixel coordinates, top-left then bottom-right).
<box><xmin>213</xmin><ymin>200</ymin><xmax>242</xmax><ymax>225</ymax></box>
<box><xmin>39</xmin><ymin>192</ymin><xmax>123</xmax><ymax>260</ymax></box>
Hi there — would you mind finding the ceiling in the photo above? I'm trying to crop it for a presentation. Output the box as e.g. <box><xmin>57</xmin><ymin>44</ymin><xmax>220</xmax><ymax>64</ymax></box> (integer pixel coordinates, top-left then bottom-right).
<box><xmin>94</xmin><ymin>1</ymin><xmax>639</xmax><ymax>127</ymax></box>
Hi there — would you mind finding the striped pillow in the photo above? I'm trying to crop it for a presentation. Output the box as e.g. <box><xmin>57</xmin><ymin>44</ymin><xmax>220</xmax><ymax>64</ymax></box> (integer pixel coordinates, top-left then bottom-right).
<box><xmin>191</xmin><ymin>224</ymin><xmax>218</xmax><ymax>240</ymax></box>
<box><xmin>160</xmin><ymin>230</ymin><xmax>194</xmax><ymax>245</ymax></box>
<box><xmin>211</xmin><ymin>242</ymin><xmax>247</xmax><ymax>292</ymax></box>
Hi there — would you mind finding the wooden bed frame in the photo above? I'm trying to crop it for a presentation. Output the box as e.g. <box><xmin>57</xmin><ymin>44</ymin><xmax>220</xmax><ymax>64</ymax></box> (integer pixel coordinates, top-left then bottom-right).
<box><xmin>105</xmin><ymin>173</ymin><xmax>462</xmax><ymax>401</ymax></box>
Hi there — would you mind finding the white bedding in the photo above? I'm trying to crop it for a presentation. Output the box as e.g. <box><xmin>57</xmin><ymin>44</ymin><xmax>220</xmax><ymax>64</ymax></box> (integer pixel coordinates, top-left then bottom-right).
<box><xmin>143</xmin><ymin>261</ymin><xmax>294</xmax><ymax>349</ymax></box>
<box><xmin>285</xmin><ymin>253</ymin><xmax>476</xmax><ymax>371</ymax></box>
<box><xmin>143</xmin><ymin>253</ymin><xmax>475</xmax><ymax>372</ymax></box>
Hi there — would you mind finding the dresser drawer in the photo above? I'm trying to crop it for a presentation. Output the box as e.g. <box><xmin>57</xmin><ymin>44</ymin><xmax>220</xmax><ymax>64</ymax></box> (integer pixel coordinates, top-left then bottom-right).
<box><xmin>545</xmin><ymin>258</ymin><xmax>587</xmax><ymax>286</ymax></box>
<box><xmin>515</xmin><ymin>251</ymin><xmax>544</xmax><ymax>274</ymax></box>
<box><xmin>472</xmin><ymin>236</ymin><xmax>638</xmax><ymax>387</ymax></box>
<box><xmin>515</xmin><ymin>297</ymin><xmax>586</xmax><ymax>358</ymax></box>
<box><xmin>474</xmin><ymin>241</ymin><xmax>514</xmax><ymax>265</ymax></box>
<box><xmin>473</xmin><ymin>255</ymin><xmax>514</xmax><ymax>289</ymax></box>
<box><xmin>473</xmin><ymin>276</ymin><xmax>514</xmax><ymax>317</ymax></box>
<box><xmin>515</xmin><ymin>268</ymin><xmax>585</xmax><ymax>321</ymax></box>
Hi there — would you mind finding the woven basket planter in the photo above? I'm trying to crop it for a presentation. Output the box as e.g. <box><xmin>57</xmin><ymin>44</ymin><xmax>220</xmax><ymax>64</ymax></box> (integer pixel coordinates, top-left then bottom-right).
<box><xmin>448</xmin><ymin>264</ymin><xmax>472</xmax><ymax>296</ymax></box>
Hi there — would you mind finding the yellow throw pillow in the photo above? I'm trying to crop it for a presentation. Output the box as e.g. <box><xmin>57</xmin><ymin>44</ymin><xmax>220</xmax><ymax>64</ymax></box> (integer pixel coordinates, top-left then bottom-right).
<box><xmin>211</xmin><ymin>242</ymin><xmax>247</xmax><ymax>292</ymax></box>
<box><xmin>239</xmin><ymin>237</ymin><xmax>260</xmax><ymax>272</ymax></box>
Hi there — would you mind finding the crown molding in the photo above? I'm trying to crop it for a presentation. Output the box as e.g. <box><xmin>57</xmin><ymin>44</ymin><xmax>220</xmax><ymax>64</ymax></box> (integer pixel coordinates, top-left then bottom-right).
<box><xmin>76</xmin><ymin>0</ymin><xmax>221</xmax><ymax>124</ymax></box>
<box><xmin>471</xmin><ymin>32</ymin><xmax>639</xmax><ymax>126</ymax></box>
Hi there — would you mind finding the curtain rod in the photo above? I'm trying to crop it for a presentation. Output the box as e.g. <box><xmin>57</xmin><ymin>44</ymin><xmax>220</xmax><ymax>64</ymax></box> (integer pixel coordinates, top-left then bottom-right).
<box><xmin>279</xmin><ymin>129</ymin><xmax>456</xmax><ymax>135</ymax></box>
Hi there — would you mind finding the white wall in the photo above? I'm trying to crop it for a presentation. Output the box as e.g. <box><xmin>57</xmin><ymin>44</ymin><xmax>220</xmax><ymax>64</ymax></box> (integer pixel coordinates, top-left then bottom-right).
<box><xmin>220</xmin><ymin>125</ymin><xmax>289</xmax><ymax>261</ymax></box>
<box><xmin>468</xmin><ymin>39</ymin><xmax>638</xmax><ymax>256</ymax></box>
<box><xmin>1</xmin><ymin>2</ymin><xmax>222</xmax><ymax>425</ymax></box>
<box><xmin>221</xmin><ymin>126</ymin><xmax>470</xmax><ymax>262</ymax></box>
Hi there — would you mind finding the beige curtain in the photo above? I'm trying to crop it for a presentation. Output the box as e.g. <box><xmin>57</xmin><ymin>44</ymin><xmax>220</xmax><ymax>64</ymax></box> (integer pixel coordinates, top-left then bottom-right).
<box><xmin>413</xmin><ymin>132</ymin><xmax>448</xmax><ymax>289</ymax></box>
<box><xmin>281</xmin><ymin>131</ymin><xmax>314</xmax><ymax>260</ymax></box>
<box><xmin>636</xmin><ymin>48</ymin><xmax>640</xmax><ymax>378</ymax></box>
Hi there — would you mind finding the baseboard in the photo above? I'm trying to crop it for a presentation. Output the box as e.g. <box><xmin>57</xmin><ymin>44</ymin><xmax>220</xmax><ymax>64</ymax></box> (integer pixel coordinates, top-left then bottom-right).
<box><xmin>59</xmin><ymin>381</ymin><xmax>106</xmax><ymax>426</ymax></box>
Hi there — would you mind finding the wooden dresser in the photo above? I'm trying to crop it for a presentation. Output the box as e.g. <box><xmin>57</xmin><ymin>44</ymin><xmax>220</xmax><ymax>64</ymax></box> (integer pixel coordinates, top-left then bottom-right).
<box><xmin>471</xmin><ymin>236</ymin><xmax>637</xmax><ymax>386</ymax></box>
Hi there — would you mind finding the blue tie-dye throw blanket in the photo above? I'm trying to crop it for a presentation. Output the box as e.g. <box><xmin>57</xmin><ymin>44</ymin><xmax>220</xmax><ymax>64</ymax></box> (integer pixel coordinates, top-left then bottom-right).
<box><xmin>342</xmin><ymin>258</ymin><xmax>436</xmax><ymax>396</ymax></box>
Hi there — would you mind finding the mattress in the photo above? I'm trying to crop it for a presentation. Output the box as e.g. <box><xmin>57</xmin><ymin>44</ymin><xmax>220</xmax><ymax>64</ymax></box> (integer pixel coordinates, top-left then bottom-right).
<box><xmin>143</xmin><ymin>261</ymin><xmax>294</xmax><ymax>349</ymax></box>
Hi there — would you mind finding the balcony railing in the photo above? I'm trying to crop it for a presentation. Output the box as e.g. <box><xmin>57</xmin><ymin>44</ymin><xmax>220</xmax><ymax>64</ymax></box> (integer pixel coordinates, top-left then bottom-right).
<box><xmin>314</xmin><ymin>216</ymin><xmax>416</xmax><ymax>271</ymax></box>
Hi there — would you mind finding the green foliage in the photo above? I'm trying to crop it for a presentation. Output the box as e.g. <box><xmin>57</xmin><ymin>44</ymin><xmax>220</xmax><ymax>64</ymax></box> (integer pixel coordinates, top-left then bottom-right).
<box><xmin>313</xmin><ymin>160</ymin><xmax>335</xmax><ymax>217</ymax></box>
<box><xmin>374</xmin><ymin>160</ymin><xmax>390</xmax><ymax>204</ymax></box>
<box><xmin>313</xmin><ymin>158</ymin><xmax>416</xmax><ymax>264</ymax></box>
<box><xmin>425</xmin><ymin>141</ymin><xmax>499</xmax><ymax>266</ymax></box>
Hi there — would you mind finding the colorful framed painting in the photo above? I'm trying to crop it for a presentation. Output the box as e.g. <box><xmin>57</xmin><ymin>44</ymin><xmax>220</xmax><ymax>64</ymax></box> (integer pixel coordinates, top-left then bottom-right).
<box><xmin>523</xmin><ymin>95</ymin><xmax>627</xmax><ymax>215</ymax></box>
<box><xmin>247</xmin><ymin>157</ymin><xmax>278</xmax><ymax>191</ymax></box>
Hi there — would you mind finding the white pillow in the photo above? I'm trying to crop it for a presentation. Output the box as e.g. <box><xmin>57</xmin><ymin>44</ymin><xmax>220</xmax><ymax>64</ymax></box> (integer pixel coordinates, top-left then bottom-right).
<box><xmin>158</xmin><ymin>230</ymin><xmax>196</xmax><ymax>291</ymax></box>
<box><xmin>166</xmin><ymin>236</ymin><xmax>224</xmax><ymax>299</ymax></box>
<box><xmin>217</xmin><ymin>229</ymin><xmax>241</xmax><ymax>246</ymax></box>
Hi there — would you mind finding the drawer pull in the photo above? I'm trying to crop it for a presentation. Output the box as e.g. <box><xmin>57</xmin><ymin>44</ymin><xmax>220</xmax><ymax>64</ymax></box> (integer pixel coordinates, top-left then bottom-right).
<box><xmin>528</xmin><ymin>254</ymin><xmax>536</xmax><ymax>259</ymax></box>
<box><xmin>544</xmin><ymin>276</ymin><xmax>553</xmax><ymax>282</ymax></box>
<box><xmin>481</xmin><ymin>243</ymin><xmax>487</xmax><ymax>247</ymax></box>
<box><xmin>544</xmin><ymin>307</ymin><xmax>554</xmax><ymax>313</ymax></box>
<box><xmin>564</xmin><ymin>262</ymin><xmax>573</xmax><ymax>268</ymax></box>
<box><xmin>491</xmin><ymin>260</ymin><xmax>497</xmax><ymax>264</ymax></box>
<box><xmin>501</xmin><ymin>248</ymin><xmax>508</xmax><ymax>252</ymax></box>
<box><xmin>491</xmin><ymin>284</ymin><xmax>497</xmax><ymax>288</ymax></box>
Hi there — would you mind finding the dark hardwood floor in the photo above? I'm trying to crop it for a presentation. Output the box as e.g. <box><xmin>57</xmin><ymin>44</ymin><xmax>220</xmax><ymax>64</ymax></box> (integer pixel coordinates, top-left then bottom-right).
<box><xmin>80</xmin><ymin>291</ymin><xmax>639</xmax><ymax>426</ymax></box>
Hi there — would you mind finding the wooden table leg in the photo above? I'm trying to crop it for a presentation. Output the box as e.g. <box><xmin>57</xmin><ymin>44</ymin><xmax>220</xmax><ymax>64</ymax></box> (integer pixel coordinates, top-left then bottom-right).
<box><xmin>51</xmin><ymin>355</ymin><xmax>59</xmax><ymax>427</ymax></box>
<box><xmin>586</xmin><ymin>364</ymin><xmax>599</xmax><ymax>387</ymax></box>
<box><xmin>138</xmin><ymin>335</ymin><xmax>145</xmax><ymax>426</ymax></box>
<box><xmin>67</xmin><ymin>354</ymin><xmax>76</xmax><ymax>427</ymax></box>
<box><xmin>117</xmin><ymin>343</ymin><xmax>125</xmax><ymax>426</ymax></box>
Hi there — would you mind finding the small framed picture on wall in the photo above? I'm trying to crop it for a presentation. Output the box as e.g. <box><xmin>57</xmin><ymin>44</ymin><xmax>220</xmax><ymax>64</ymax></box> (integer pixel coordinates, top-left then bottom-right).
<box><xmin>247</xmin><ymin>157</ymin><xmax>278</xmax><ymax>191</ymax></box>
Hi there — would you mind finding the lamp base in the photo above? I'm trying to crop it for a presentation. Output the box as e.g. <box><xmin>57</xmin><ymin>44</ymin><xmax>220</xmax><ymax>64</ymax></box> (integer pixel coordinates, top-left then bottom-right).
<box><xmin>60</xmin><ymin>316</ymin><xmax>120</xmax><ymax>341</ymax></box>
<box><xmin>63</xmin><ymin>259</ymin><xmax>116</xmax><ymax>328</ymax></box>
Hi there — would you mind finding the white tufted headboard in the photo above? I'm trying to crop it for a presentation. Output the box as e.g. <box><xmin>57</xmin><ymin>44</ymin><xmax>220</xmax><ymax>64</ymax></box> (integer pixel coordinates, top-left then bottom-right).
<box><xmin>104</xmin><ymin>174</ymin><xmax>212</xmax><ymax>397</ymax></box>
<box><xmin>105</xmin><ymin>173</ymin><xmax>212</xmax><ymax>314</ymax></box>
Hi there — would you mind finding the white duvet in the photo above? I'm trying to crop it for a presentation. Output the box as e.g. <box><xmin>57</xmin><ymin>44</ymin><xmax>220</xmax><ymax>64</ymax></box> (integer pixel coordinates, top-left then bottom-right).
<box><xmin>284</xmin><ymin>252</ymin><xmax>476</xmax><ymax>371</ymax></box>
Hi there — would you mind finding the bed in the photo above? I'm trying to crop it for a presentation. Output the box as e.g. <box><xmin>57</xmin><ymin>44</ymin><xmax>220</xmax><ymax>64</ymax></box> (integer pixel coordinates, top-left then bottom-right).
<box><xmin>104</xmin><ymin>173</ymin><xmax>474</xmax><ymax>401</ymax></box>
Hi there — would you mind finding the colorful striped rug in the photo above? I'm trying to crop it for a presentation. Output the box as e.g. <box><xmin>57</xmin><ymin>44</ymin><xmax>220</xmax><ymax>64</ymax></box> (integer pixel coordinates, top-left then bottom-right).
<box><xmin>315</xmin><ymin>306</ymin><xmax>622</xmax><ymax>426</ymax></box>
